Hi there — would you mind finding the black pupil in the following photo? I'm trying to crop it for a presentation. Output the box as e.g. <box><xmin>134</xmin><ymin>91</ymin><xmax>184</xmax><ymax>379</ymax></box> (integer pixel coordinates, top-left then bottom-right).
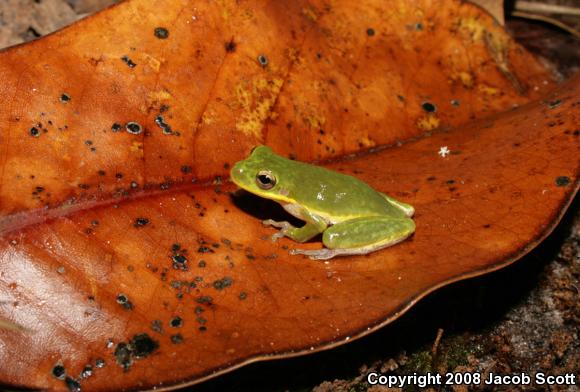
<box><xmin>258</xmin><ymin>175</ymin><xmax>272</xmax><ymax>185</ymax></box>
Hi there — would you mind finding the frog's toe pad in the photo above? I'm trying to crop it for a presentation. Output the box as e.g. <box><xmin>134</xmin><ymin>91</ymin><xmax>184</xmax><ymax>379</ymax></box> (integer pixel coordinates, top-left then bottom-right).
<box><xmin>270</xmin><ymin>231</ymin><xmax>286</xmax><ymax>242</ymax></box>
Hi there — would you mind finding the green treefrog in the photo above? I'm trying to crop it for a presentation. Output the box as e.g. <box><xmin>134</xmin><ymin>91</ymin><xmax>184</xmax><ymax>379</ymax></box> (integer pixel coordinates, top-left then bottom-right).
<box><xmin>230</xmin><ymin>146</ymin><xmax>415</xmax><ymax>260</ymax></box>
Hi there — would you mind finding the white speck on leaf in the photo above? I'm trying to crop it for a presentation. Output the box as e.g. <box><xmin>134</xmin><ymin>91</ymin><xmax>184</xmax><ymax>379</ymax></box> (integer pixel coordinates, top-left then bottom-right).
<box><xmin>438</xmin><ymin>146</ymin><xmax>450</xmax><ymax>157</ymax></box>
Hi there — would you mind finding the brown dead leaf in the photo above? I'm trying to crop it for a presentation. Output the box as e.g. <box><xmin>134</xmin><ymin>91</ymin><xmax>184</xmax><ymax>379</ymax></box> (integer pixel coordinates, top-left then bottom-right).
<box><xmin>66</xmin><ymin>0</ymin><xmax>118</xmax><ymax>14</ymax></box>
<box><xmin>0</xmin><ymin>0</ymin><xmax>79</xmax><ymax>47</ymax></box>
<box><xmin>0</xmin><ymin>0</ymin><xmax>577</xmax><ymax>390</ymax></box>
<box><xmin>469</xmin><ymin>0</ymin><xmax>505</xmax><ymax>25</ymax></box>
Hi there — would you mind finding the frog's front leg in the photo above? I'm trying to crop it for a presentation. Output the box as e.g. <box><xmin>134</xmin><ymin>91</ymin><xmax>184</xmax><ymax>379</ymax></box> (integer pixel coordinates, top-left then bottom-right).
<box><xmin>263</xmin><ymin>205</ymin><xmax>327</xmax><ymax>242</ymax></box>
<box><xmin>291</xmin><ymin>216</ymin><xmax>415</xmax><ymax>260</ymax></box>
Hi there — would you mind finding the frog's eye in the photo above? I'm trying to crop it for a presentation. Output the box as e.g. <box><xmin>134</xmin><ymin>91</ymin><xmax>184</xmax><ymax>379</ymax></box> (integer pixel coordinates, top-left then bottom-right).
<box><xmin>256</xmin><ymin>170</ymin><xmax>276</xmax><ymax>190</ymax></box>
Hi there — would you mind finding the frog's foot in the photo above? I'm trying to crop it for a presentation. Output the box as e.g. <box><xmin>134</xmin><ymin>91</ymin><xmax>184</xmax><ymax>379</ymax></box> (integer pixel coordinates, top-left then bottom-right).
<box><xmin>289</xmin><ymin>248</ymin><xmax>342</xmax><ymax>260</ymax></box>
<box><xmin>262</xmin><ymin>219</ymin><xmax>290</xmax><ymax>229</ymax></box>
<box><xmin>290</xmin><ymin>245</ymin><xmax>391</xmax><ymax>260</ymax></box>
<box><xmin>290</xmin><ymin>247</ymin><xmax>374</xmax><ymax>260</ymax></box>
<box><xmin>262</xmin><ymin>219</ymin><xmax>293</xmax><ymax>242</ymax></box>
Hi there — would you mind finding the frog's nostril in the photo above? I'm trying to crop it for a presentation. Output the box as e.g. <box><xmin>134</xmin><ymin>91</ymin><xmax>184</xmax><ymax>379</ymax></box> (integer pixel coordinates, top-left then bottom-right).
<box><xmin>231</xmin><ymin>165</ymin><xmax>243</xmax><ymax>176</ymax></box>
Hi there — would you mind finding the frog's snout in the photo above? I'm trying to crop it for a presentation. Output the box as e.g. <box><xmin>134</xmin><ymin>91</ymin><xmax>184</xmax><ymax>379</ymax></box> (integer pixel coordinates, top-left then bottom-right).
<box><xmin>230</xmin><ymin>163</ymin><xmax>243</xmax><ymax>175</ymax></box>
<box><xmin>230</xmin><ymin>163</ymin><xmax>245</xmax><ymax>185</ymax></box>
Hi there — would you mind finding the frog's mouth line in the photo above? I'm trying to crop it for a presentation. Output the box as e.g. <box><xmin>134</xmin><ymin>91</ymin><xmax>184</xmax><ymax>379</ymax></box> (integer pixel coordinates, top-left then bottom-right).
<box><xmin>229</xmin><ymin>189</ymin><xmax>306</xmax><ymax>229</ymax></box>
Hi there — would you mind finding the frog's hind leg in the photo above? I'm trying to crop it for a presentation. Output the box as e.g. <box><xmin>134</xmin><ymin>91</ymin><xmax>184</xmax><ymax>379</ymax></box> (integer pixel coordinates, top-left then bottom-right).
<box><xmin>290</xmin><ymin>216</ymin><xmax>415</xmax><ymax>260</ymax></box>
<box><xmin>381</xmin><ymin>193</ymin><xmax>414</xmax><ymax>217</ymax></box>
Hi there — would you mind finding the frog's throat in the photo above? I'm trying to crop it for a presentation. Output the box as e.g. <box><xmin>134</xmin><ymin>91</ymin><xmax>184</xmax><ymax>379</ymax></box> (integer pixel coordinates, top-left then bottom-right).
<box><xmin>282</xmin><ymin>203</ymin><xmax>337</xmax><ymax>225</ymax></box>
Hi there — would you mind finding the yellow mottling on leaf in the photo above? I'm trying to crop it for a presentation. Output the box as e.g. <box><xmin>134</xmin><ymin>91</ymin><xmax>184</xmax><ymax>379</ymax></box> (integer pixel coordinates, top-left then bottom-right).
<box><xmin>392</xmin><ymin>2</ymin><xmax>415</xmax><ymax>19</ymax></box>
<box><xmin>312</xmin><ymin>80</ymin><xmax>325</xmax><ymax>91</ymax></box>
<box><xmin>417</xmin><ymin>114</ymin><xmax>440</xmax><ymax>131</ymax></box>
<box><xmin>458</xmin><ymin>71</ymin><xmax>473</xmax><ymax>88</ymax></box>
<box><xmin>148</xmin><ymin>89</ymin><xmax>172</xmax><ymax>102</ymax></box>
<box><xmin>478</xmin><ymin>84</ymin><xmax>499</xmax><ymax>96</ymax></box>
<box><xmin>286</xmin><ymin>47</ymin><xmax>304</xmax><ymax>67</ymax></box>
<box><xmin>358</xmin><ymin>136</ymin><xmax>376</xmax><ymax>148</ymax></box>
<box><xmin>144</xmin><ymin>89</ymin><xmax>172</xmax><ymax>113</ymax></box>
<box><xmin>217</xmin><ymin>0</ymin><xmax>235</xmax><ymax>20</ymax></box>
<box><xmin>52</xmin><ymin>133</ymin><xmax>70</xmax><ymax>160</ymax></box>
<box><xmin>141</xmin><ymin>53</ymin><xmax>161</xmax><ymax>72</ymax></box>
<box><xmin>286</xmin><ymin>48</ymin><xmax>299</xmax><ymax>61</ymax></box>
<box><xmin>130</xmin><ymin>141</ymin><xmax>143</xmax><ymax>156</ymax></box>
<box><xmin>304</xmin><ymin>110</ymin><xmax>325</xmax><ymax>130</ymax></box>
<box><xmin>449</xmin><ymin>70</ymin><xmax>474</xmax><ymax>88</ymax></box>
<box><xmin>456</xmin><ymin>17</ymin><xmax>486</xmax><ymax>41</ymax></box>
<box><xmin>234</xmin><ymin>77</ymin><xmax>283</xmax><ymax>138</ymax></box>
<box><xmin>302</xmin><ymin>6</ymin><xmax>318</xmax><ymax>22</ymax></box>
<box><xmin>202</xmin><ymin>110</ymin><xmax>216</xmax><ymax>125</ymax></box>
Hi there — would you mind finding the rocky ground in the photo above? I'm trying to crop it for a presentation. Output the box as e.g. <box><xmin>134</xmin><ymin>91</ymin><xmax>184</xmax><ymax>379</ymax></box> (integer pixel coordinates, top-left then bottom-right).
<box><xmin>0</xmin><ymin>1</ymin><xmax>578</xmax><ymax>391</ymax></box>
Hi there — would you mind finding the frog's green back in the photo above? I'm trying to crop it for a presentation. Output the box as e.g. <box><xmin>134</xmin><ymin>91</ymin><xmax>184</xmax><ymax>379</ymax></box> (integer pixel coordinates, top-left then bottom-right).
<box><xmin>231</xmin><ymin>146</ymin><xmax>408</xmax><ymax>222</ymax></box>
